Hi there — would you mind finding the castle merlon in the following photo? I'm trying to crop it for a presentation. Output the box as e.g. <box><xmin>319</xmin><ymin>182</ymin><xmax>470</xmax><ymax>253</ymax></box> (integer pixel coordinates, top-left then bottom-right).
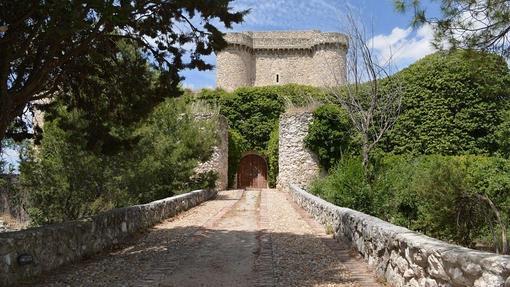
<box><xmin>224</xmin><ymin>30</ymin><xmax>348</xmax><ymax>51</ymax></box>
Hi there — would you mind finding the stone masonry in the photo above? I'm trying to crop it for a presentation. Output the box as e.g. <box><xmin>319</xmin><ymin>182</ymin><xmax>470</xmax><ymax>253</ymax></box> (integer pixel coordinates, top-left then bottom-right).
<box><xmin>289</xmin><ymin>184</ymin><xmax>510</xmax><ymax>287</ymax></box>
<box><xmin>193</xmin><ymin>114</ymin><xmax>229</xmax><ymax>190</ymax></box>
<box><xmin>277</xmin><ymin>111</ymin><xmax>321</xmax><ymax>190</ymax></box>
<box><xmin>216</xmin><ymin>30</ymin><xmax>348</xmax><ymax>91</ymax></box>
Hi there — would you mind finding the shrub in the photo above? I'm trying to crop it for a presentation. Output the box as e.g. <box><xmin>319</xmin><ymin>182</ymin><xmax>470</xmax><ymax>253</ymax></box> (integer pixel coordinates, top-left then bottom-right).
<box><xmin>382</xmin><ymin>50</ymin><xmax>510</xmax><ymax>155</ymax></box>
<box><xmin>409</xmin><ymin>156</ymin><xmax>489</xmax><ymax>246</ymax></box>
<box><xmin>374</xmin><ymin>155</ymin><xmax>490</xmax><ymax>246</ymax></box>
<box><xmin>370</xmin><ymin>154</ymin><xmax>419</xmax><ymax>225</ymax></box>
<box><xmin>310</xmin><ymin>157</ymin><xmax>373</xmax><ymax>214</ymax></box>
<box><xmin>127</xmin><ymin>99</ymin><xmax>217</xmax><ymax>202</ymax></box>
<box><xmin>313</xmin><ymin>155</ymin><xmax>510</xmax><ymax>252</ymax></box>
<box><xmin>21</xmin><ymin>112</ymin><xmax>122</xmax><ymax>225</ymax></box>
<box><xmin>305</xmin><ymin>104</ymin><xmax>357</xmax><ymax>170</ymax></box>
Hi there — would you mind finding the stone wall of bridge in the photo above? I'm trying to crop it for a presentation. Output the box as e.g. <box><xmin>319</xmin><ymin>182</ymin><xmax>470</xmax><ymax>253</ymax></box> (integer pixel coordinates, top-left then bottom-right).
<box><xmin>0</xmin><ymin>189</ymin><xmax>216</xmax><ymax>286</ymax></box>
<box><xmin>288</xmin><ymin>184</ymin><xmax>510</xmax><ymax>287</ymax></box>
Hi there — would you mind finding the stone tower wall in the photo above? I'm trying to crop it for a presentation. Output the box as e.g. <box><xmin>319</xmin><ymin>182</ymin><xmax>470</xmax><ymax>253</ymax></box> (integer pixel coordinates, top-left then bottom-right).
<box><xmin>216</xmin><ymin>46</ymin><xmax>254</xmax><ymax>91</ymax></box>
<box><xmin>312</xmin><ymin>44</ymin><xmax>348</xmax><ymax>86</ymax></box>
<box><xmin>254</xmin><ymin>50</ymin><xmax>315</xmax><ymax>86</ymax></box>
<box><xmin>216</xmin><ymin>31</ymin><xmax>348</xmax><ymax>91</ymax></box>
<box><xmin>277</xmin><ymin>111</ymin><xmax>321</xmax><ymax>190</ymax></box>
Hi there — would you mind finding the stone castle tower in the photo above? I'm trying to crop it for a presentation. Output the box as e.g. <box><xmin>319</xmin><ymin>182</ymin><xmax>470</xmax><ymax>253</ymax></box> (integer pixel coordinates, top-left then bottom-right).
<box><xmin>216</xmin><ymin>30</ymin><xmax>348</xmax><ymax>91</ymax></box>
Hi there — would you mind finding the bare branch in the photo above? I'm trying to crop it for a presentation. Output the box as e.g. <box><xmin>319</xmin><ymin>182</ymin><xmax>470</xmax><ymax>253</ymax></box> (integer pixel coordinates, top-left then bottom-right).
<box><xmin>327</xmin><ymin>9</ymin><xmax>404</xmax><ymax>168</ymax></box>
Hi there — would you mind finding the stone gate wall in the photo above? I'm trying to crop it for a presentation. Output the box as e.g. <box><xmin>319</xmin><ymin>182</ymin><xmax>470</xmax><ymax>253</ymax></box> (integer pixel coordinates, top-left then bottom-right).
<box><xmin>277</xmin><ymin>111</ymin><xmax>321</xmax><ymax>190</ymax></box>
<box><xmin>288</xmin><ymin>184</ymin><xmax>510</xmax><ymax>287</ymax></box>
<box><xmin>0</xmin><ymin>189</ymin><xmax>216</xmax><ymax>286</ymax></box>
<box><xmin>194</xmin><ymin>115</ymin><xmax>229</xmax><ymax>190</ymax></box>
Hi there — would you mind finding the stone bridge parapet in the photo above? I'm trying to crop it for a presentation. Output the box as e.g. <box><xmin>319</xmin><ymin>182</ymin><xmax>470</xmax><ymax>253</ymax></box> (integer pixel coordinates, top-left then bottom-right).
<box><xmin>288</xmin><ymin>183</ymin><xmax>510</xmax><ymax>287</ymax></box>
<box><xmin>0</xmin><ymin>189</ymin><xmax>216</xmax><ymax>286</ymax></box>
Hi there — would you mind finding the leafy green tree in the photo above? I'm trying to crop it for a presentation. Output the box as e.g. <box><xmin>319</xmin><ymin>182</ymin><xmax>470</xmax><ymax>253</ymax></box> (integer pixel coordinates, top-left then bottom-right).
<box><xmin>395</xmin><ymin>0</ymin><xmax>510</xmax><ymax>57</ymax></box>
<box><xmin>20</xmin><ymin>40</ymin><xmax>219</xmax><ymax>224</ymax></box>
<box><xmin>21</xmin><ymin>98</ymin><xmax>216</xmax><ymax>225</ymax></box>
<box><xmin>382</xmin><ymin>50</ymin><xmax>510</xmax><ymax>155</ymax></box>
<box><xmin>21</xmin><ymin>107</ymin><xmax>125</xmax><ymax>225</ymax></box>
<box><xmin>0</xmin><ymin>0</ymin><xmax>246</xmax><ymax>141</ymax></box>
<box><xmin>127</xmin><ymin>99</ymin><xmax>216</xmax><ymax>203</ymax></box>
<box><xmin>45</xmin><ymin>40</ymin><xmax>171</xmax><ymax>154</ymax></box>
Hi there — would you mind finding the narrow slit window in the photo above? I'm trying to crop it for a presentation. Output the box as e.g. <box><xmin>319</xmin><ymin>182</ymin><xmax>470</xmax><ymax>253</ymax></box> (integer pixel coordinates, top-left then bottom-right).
<box><xmin>276</xmin><ymin>74</ymin><xmax>279</xmax><ymax>83</ymax></box>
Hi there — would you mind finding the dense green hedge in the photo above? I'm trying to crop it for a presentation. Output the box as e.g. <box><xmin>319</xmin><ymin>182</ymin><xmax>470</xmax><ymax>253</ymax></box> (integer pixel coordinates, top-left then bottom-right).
<box><xmin>382</xmin><ymin>50</ymin><xmax>510</xmax><ymax>155</ymax></box>
<box><xmin>311</xmin><ymin>155</ymin><xmax>510</xmax><ymax>251</ymax></box>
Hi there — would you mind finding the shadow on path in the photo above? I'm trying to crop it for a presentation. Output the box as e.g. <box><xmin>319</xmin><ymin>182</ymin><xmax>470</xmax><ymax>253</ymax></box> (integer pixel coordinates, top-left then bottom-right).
<box><xmin>22</xmin><ymin>227</ymin><xmax>377</xmax><ymax>287</ymax></box>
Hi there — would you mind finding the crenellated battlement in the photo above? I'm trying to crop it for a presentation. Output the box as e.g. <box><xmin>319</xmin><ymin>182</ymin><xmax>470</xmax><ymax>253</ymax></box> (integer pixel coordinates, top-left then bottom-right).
<box><xmin>223</xmin><ymin>32</ymin><xmax>254</xmax><ymax>49</ymax></box>
<box><xmin>223</xmin><ymin>30</ymin><xmax>348</xmax><ymax>52</ymax></box>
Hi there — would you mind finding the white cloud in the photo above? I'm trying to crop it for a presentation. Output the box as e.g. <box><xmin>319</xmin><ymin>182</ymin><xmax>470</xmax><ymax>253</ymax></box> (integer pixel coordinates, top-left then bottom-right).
<box><xmin>372</xmin><ymin>27</ymin><xmax>412</xmax><ymax>49</ymax></box>
<box><xmin>369</xmin><ymin>24</ymin><xmax>436</xmax><ymax>67</ymax></box>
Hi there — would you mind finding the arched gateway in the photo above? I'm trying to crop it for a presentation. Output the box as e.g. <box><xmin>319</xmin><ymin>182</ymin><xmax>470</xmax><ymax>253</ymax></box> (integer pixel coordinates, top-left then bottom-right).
<box><xmin>237</xmin><ymin>153</ymin><xmax>268</xmax><ymax>189</ymax></box>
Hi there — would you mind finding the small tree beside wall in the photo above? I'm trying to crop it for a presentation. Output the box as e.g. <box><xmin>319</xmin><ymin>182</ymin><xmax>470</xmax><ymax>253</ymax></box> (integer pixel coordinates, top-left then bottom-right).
<box><xmin>327</xmin><ymin>13</ymin><xmax>403</xmax><ymax>169</ymax></box>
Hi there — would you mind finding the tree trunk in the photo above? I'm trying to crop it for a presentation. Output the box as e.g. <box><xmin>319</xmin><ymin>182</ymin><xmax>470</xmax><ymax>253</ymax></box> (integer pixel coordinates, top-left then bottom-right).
<box><xmin>361</xmin><ymin>134</ymin><xmax>370</xmax><ymax>170</ymax></box>
<box><xmin>476</xmin><ymin>193</ymin><xmax>509</xmax><ymax>254</ymax></box>
<box><xmin>0</xmin><ymin>98</ymin><xmax>14</xmax><ymax>141</ymax></box>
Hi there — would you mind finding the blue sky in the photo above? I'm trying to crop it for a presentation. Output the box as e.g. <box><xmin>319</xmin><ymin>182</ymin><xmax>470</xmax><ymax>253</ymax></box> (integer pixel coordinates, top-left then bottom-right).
<box><xmin>181</xmin><ymin>0</ymin><xmax>441</xmax><ymax>90</ymax></box>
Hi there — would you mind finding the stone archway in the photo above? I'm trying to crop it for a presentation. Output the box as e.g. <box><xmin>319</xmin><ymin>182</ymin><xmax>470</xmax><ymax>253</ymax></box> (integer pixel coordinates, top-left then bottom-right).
<box><xmin>237</xmin><ymin>153</ymin><xmax>268</xmax><ymax>189</ymax></box>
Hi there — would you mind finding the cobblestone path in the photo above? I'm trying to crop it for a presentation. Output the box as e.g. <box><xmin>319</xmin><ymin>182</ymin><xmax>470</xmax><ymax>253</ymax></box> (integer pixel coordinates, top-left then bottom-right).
<box><xmin>27</xmin><ymin>190</ymin><xmax>382</xmax><ymax>287</ymax></box>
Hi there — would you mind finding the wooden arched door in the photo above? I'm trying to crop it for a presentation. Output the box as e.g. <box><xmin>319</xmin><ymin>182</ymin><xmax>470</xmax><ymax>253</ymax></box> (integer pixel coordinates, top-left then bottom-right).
<box><xmin>237</xmin><ymin>154</ymin><xmax>268</xmax><ymax>189</ymax></box>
